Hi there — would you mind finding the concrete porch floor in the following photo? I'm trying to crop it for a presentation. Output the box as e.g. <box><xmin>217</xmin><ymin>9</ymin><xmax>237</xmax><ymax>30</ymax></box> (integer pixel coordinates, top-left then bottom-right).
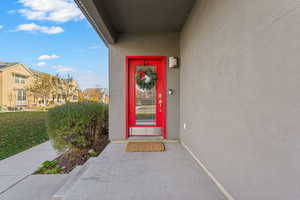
<box><xmin>65</xmin><ymin>143</ymin><xmax>226</xmax><ymax>200</ymax></box>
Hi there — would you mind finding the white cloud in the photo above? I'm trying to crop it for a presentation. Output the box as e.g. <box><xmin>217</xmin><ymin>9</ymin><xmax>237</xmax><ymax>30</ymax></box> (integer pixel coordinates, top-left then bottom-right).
<box><xmin>38</xmin><ymin>54</ymin><xmax>60</xmax><ymax>60</ymax></box>
<box><xmin>36</xmin><ymin>61</ymin><xmax>46</xmax><ymax>66</ymax></box>
<box><xmin>52</xmin><ymin>65</ymin><xmax>76</xmax><ymax>73</ymax></box>
<box><xmin>0</xmin><ymin>25</ymin><xmax>3</xmax><ymax>29</ymax></box>
<box><xmin>17</xmin><ymin>0</ymin><xmax>84</xmax><ymax>23</ymax></box>
<box><xmin>15</xmin><ymin>23</ymin><xmax>64</xmax><ymax>34</ymax></box>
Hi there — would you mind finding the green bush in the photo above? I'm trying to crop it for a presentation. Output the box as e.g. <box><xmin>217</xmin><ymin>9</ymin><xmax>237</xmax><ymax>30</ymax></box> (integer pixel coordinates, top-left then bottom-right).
<box><xmin>35</xmin><ymin>160</ymin><xmax>61</xmax><ymax>174</ymax></box>
<box><xmin>47</xmin><ymin>102</ymin><xmax>108</xmax><ymax>152</ymax></box>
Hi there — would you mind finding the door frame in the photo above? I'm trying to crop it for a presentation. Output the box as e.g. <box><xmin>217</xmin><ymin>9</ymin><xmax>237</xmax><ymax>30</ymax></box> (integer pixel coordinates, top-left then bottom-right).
<box><xmin>125</xmin><ymin>56</ymin><xmax>167</xmax><ymax>139</ymax></box>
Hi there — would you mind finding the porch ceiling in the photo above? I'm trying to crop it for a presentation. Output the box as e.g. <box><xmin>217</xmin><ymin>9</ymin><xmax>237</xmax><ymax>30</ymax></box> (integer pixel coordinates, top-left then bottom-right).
<box><xmin>76</xmin><ymin>0</ymin><xmax>195</xmax><ymax>44</ymax></box>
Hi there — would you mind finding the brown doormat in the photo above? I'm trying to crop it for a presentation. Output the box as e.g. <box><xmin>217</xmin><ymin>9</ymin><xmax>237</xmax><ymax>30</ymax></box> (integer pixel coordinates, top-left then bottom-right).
<box><xmin>125</xmin><ymin>142</ymin><xmax>165</xmax><ymax>152</ymax></box>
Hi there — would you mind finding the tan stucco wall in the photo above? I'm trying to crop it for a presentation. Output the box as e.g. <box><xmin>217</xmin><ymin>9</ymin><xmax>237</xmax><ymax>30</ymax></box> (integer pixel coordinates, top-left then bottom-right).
<box><xmin>0</xmin><ymin>64</ymin><xmax>32</xmax><ymax>108</ymax></box>
<box><xmin>180</xmin><ymin>0</ymin><xmax>300</xmax><ymax>199</ymax></box>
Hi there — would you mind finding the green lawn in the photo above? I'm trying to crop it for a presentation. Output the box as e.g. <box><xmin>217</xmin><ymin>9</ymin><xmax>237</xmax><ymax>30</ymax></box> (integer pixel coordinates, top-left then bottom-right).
<box><xmin>0</xmin><ymin>111</ymin><xmax>49</xmax><ymax>160</ymax></box>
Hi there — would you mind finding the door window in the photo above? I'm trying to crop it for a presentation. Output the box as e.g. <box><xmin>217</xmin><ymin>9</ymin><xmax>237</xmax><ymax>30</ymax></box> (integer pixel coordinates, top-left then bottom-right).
<box><xmin>135</xmin><ymin>66</ymin><xmax>156</xmax><ymax>125</ymax></box>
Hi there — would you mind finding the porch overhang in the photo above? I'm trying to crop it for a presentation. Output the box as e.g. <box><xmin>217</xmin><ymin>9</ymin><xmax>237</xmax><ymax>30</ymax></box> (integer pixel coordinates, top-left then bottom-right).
<box><xmin>75</xmin><ymin>0</ymin><xmax>195</xmax><ymax>45</ymax></box>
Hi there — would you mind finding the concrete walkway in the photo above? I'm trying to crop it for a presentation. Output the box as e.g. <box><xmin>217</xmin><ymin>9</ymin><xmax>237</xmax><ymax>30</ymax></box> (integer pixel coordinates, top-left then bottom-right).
<box><xmin>65</xmin><ymin>143</ymin><xmax>226</xmax><ymax>200</ymax></box>
<box><xmin>0</xmin><ymin>174</ymin><xmax>69</xmax><ymax>200</ymax></box>
<box><xmin>0</xmin><ymin>141</ymin><xmax>58</xmax><ymax>195</ymax></box>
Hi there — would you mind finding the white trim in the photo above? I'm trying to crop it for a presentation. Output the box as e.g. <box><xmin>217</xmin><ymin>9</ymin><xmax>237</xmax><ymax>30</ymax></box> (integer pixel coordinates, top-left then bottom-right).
<box><xmin>181</xmin><ymin>141</ymin><xmax>235</xmax><ymax>200</ymax></box>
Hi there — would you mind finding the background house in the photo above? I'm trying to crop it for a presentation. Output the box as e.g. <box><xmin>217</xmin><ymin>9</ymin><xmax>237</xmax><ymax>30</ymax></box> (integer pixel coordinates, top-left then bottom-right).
<box><xmin>0</xmin><ymin>62</ymin><xmax>33</xmax><ymax>110</ymax></box>
<box><xmin>0</xmin><ymin>62</ymin><xmax>80</xmax><ymax>111</ymax></box>
<box><xmin>29</xmin><ymin>69</ymin><xmax>80</xmax><ymax>106</ymax></box>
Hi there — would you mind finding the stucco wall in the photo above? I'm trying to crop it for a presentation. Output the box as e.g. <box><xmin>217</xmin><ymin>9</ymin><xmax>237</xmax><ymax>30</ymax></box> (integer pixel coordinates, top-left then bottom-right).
<box><xmin>0</xmin><ymin>64</ymin><xmax>32</xmax><ymax>108</ymax></box>
<box><xmin>109</xmin><ymin>32</ymin><xmax>180</xmax><ymax>140</ymax></box>
<box><xmin>180</xmin><ymin>0</ymin><xmax>300</xmax><ymax>199</ymax></box>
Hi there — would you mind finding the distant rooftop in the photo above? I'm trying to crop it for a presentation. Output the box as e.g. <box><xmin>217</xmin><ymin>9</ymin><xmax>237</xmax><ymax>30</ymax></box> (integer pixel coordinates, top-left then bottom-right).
<box><xmin>29</xmin><ymin>68</ymin><xmax>51</xmax><ymax>76</ymax></box>
<box><xmin>0</xmin><ymin>62</ymin><xmax>18</xmax><ymax>71</ymax></box>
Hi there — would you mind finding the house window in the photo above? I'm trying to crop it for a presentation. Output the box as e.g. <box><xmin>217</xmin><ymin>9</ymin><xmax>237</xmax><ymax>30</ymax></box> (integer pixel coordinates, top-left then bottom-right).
<box><xmin>16</xmin><ymin>89</ymin><xmax>27</xmax><ymax>106</ymax></box>
<box><xmin>15</xmin><ymin>75</ymin><xmax>26</xmax><ymax>84</ymax></box>
<box><xmin>16</xmin><ymin>89</ymin><xmax>26</xmax><ymax>101</ymax></box>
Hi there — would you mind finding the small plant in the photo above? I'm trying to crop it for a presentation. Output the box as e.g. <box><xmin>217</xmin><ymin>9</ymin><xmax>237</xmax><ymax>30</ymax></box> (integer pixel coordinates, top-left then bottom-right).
<box><xmin>88</xmin><ymin>150</ymin><xmax>99</xmax><ymax>157</ymax></box>
<box><xmin>35</xmin><ymin>160</ymin><xmax>61</xmax><ymax>174</ymax></box>
<box><xmin>90</xmin><ymin>152</ymin><xmax>98</xmax><ymax>157</ymax></box>
<box><xmin>44</xmin><ymin>167</ymin><xmax>61</xmax><ymax>174</ymax></box>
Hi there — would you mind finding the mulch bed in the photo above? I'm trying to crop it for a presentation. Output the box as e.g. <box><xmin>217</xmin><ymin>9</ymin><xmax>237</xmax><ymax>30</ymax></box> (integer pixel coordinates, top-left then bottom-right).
<box><xmin>37</xmin><ymin>134</ymin><xmax>109</xmax><ymax>174</ymax></box>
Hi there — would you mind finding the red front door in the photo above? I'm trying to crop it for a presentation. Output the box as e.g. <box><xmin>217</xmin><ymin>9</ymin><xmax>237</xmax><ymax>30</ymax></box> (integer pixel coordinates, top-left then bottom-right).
<box><xmin>126</xmin><ymin>56</ymin><xmax>166</xmax><ymax>138</ymax></box>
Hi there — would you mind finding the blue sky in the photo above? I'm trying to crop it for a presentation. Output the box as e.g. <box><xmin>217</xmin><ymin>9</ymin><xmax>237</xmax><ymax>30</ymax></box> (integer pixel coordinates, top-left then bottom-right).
<box><xmin>0</xmin><ymin>0</ymin><xmax>108</xmax><ymax>89</ymax></box>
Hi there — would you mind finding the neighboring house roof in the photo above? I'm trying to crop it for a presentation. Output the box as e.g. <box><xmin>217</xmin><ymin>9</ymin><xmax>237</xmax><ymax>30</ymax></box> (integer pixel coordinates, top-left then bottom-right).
<box><xmin>0</xmin><ymin>62</ymin><xmax>19</xmax><ymax>71</ymax></box>
<box><xmin>0</xmin><ymin>62</ymin><xmax>33</xmax><ymax>75</ymax></box>
<box><xmin>0</xmin><ymin>62</ymin><xmax>80</xmax><ymax>89</ymax></box>
<box><xmin>29</xmin><ymin>68</ymin><xmax>52</xmax><ymax>76</ymax></box>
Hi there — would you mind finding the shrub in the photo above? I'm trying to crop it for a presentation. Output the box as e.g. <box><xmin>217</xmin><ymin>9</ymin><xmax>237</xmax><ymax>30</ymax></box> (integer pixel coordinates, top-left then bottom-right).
<box><xmin>47</xmin><ymin>102</ymin><xmax>108</xmax><ymax>152</ymax></box>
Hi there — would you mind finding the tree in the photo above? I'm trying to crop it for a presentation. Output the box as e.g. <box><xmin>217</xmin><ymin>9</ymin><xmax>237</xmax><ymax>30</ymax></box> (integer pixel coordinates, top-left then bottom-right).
<box><xmin>77</xmin><ymin>90</ymin><xmax>85</xmax><ymax>102</ymax></box>
<box><xmin>58</xmin><ymin>74</ymin><xmax>79</xmax><ymax>103</ymax></box>
<box><xmin>27</xmin><ymin>74</ymin><xmax>60</xmax><ymax>105</ymax></box>
<box><xmin>28</xmin><ymin>72</ymin><xmax>79</xmax><ymax>106</ymax></box>
<box><xmin>83</xmin><ymin>88</ymin><xmax>104</xmax><ymax>102</ymax></box>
